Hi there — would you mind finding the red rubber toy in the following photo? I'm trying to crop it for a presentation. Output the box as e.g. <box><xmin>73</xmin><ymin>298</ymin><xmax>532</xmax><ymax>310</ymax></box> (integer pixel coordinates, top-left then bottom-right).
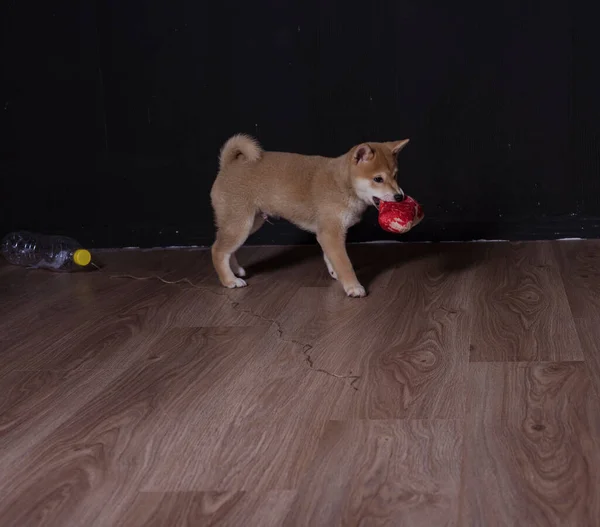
<box><xmin>378</xmin><ymin>196</ymin><xmax>424</xmax><ymax>234</ymax></box>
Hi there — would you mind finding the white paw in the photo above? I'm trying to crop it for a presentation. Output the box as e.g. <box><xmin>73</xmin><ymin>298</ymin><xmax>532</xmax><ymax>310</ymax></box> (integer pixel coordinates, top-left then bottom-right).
<box><xmin>345</xmin><ymin>284</ymin><xmax>366</xmax><ymax>298</ymax></box>
<box><xmin>234</xmin><ymin>266</ymin><xmax>246</xmax><ymax>278</ymax></box>
<box><xmin>225</xmin><ymin>277</ymin><xmax>247</xmax><ymax>288</ymax></box>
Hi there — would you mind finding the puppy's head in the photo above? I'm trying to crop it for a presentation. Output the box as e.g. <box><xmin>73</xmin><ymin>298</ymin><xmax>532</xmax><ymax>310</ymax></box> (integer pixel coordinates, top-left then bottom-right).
<box><xmin>349</xmin><ymin>139</ymin><xmax>410</xmax><ymax>208</ymax></box>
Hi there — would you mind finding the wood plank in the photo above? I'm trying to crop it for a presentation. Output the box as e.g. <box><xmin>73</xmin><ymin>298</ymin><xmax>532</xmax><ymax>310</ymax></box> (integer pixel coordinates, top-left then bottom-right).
<box><xmin>284</xmin><ymin>419</ymin><xmax>463</xmax><ymax>526</ymax></box>
<box><xmin>0</xmin><ymin>246</ymin><xmax>195</xmax><ymax>329</ymax></box>
<box><xmin>460</xmin><ymin>362</ymin><xmax>600</xmax><ymax>526</ymax></box>
<box><xmin>0</xmin><ymin>264</ymin><xmax>56</xmax><ymax>317</ymax></box>
<box><xmin>1</xmin><ymin>277</ymin><xmax>172</xmax><ymax>372</ymax></box>
<box><xmin>0</xmin><ymin>330</ymin><xmax>159</xmax><ymax>466</ymax></box>
<box><xmin>554</xmin><ymin>239</ymin><xmax>600</xmax><ymax>397</ymax></box>
<box><xmin>277</xmin><ymin>243</ymin><xmax>474</xmax><ymax>419</ymax></box>
<box><xmin>140</xmin><ymin>327</ymin><xmax>352</xmax><ymax>492</ymax></box>
<box><xmin>469</xmin><ymin>242</ymin><xmax>583</xmax><ymax>361</ymax></box>
<box><xmin>0</xmin><ymin>249</ymin><xmax>205</xmax><ymax>372</ymax></box>
<box><xmin>553</xmin><ymin>240</ymin><xmax>600</xmax><ymax>315</ymax></box>
<box><xmin>113</xmin><ymin>491</ymin><xmax>296</xmax><ymax>527</ymax></box>
<box><xmin>0</xmin><ymin>326</ymin><xmax>311</xmax><ymax>526</ymax></box>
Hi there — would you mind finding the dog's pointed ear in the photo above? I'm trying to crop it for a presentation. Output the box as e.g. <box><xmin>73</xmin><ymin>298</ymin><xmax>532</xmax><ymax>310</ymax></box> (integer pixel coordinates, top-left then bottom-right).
<box><xmin>387</xmin><ymin>139</ymin><xmax>410</xmax><ymax>155</ymax></box>
<box><xmin>353</xmin><ymin>144</ymin><xmax>374</xmax><ymax>164</ymax></box>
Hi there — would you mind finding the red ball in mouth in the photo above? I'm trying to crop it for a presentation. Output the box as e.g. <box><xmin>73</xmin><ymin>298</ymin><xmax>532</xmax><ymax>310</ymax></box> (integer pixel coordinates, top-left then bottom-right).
<box><xmin>378</xmin><ymin>196</ymin><xmax>424</xmax><ymax>234</ymax></box>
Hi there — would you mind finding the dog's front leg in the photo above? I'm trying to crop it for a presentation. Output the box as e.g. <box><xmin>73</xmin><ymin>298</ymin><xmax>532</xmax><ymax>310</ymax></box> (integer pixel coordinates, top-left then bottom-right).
<box><xmin>317</xmin><ymin>225</ymin><xmax>366</xmax><ymax>298</ymax></box>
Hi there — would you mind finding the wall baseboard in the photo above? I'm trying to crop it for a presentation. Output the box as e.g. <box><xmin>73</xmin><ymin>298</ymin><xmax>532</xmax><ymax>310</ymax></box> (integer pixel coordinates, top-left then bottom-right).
<box><xmin>16</xmin><ymin>216</ymin><xmax>597</xmax><ymax>250</ymax></box>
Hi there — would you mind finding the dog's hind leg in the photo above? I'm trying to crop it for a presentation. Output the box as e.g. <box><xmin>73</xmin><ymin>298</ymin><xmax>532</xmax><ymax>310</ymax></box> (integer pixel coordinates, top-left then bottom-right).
<box><xmin>212</xmin><ymin>212</ymin><xmax>256</xmax><ymax>288</ymax></box>
<box><xmin>229</xmin><ymin>214</ymin><xmax>265</xmax><ymax>279</ymax></box>
<box><xmin>229</xmin><ymin>253</ymin><xmax>246</xmax><ymax>277</ymax></box>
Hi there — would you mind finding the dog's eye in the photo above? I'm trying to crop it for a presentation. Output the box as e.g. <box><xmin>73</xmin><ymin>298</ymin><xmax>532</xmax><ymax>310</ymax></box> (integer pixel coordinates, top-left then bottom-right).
<box><xmin>373</xmin><ymin>176</ymin><xmax>384</xmax><ymax>183</ymax></box>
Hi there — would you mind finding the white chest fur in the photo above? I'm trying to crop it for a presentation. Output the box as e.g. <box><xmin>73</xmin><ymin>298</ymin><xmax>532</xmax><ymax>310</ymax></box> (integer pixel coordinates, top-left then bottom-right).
<box><xmin>341</xmin><ymin>199</ymin><xmax>368</xmax><ymax>230</ymax></box>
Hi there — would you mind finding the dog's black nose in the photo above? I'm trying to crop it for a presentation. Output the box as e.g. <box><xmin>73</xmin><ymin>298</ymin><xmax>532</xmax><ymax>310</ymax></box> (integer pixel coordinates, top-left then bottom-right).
<box><xmin>394</xmin><ymin>193</ymin><xmax>405</xmax><ymax>202</ymax></box>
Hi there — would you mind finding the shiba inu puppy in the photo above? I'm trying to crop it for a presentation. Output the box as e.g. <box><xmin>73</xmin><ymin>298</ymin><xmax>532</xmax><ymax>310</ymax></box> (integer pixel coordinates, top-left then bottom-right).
<box><xmin>210</xmin><ymin>135</ymin><xmax>409</xmax><ymax>297</ymax></box>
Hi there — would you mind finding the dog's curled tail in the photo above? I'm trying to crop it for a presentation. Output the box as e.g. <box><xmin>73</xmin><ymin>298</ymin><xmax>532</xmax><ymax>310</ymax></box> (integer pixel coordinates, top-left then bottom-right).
<box><xmin>219</xmin><ymin>134</ymin><xmax>262</xmax><ymax>170</ymax></box>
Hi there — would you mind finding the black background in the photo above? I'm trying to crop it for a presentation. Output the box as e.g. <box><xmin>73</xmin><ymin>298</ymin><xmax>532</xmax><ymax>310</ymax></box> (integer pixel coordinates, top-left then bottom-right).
<box><xmin>1</xmin><ymin>0</ymin><xmax>599</xmax><ymax>248</ymax></box>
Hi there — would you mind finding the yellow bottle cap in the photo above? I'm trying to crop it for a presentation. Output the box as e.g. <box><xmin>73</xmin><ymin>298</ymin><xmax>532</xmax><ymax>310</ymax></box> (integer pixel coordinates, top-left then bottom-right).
<box><xmin>73</xmin><ymin>249</ymin><xmax>92</xmax><ymax>267</ymax></box>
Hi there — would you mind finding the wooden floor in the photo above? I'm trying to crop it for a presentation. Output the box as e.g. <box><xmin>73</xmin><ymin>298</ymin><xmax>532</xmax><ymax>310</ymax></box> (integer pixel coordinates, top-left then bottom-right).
<box><xmin>1</xmin><ymin>240</ymin><xmax>600</xmax><ymax>526</ymax></box>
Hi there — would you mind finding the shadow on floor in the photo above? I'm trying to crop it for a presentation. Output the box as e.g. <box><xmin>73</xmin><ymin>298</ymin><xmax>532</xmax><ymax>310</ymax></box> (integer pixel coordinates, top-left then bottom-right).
<box><xmin>244</xmin><ymin>241</ymin><xmax>490</xmax><ymax>289</ymax></box>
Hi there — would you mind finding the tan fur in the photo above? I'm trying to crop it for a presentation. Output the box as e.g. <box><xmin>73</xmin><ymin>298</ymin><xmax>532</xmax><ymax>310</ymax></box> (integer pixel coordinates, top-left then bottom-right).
<box><xmin>210</xmin><ymin>135</ymin><xmax>410</xmax><ymax>297</ymax></box>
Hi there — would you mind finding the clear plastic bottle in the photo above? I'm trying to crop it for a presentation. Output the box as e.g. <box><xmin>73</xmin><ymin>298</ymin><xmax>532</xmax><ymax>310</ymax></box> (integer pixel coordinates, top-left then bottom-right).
<box><xmin>1</xmin><ymin>231</ymin><xmax>92</xmax><ymax>271</ymax></box>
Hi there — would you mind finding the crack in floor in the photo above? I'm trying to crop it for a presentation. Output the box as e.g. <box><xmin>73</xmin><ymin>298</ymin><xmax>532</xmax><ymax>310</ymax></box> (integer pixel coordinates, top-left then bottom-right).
<box><xmin>108</xmin><ymin>273</ymin><xmax>361</xmax><ymax>390</ymax></box>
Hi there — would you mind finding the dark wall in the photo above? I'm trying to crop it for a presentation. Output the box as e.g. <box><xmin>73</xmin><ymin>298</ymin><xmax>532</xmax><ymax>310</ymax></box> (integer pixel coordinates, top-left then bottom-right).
<box><xmin>2</xmin><ymin>0</ymin><xmax>599</xmax><ymax>248</ymax></box>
